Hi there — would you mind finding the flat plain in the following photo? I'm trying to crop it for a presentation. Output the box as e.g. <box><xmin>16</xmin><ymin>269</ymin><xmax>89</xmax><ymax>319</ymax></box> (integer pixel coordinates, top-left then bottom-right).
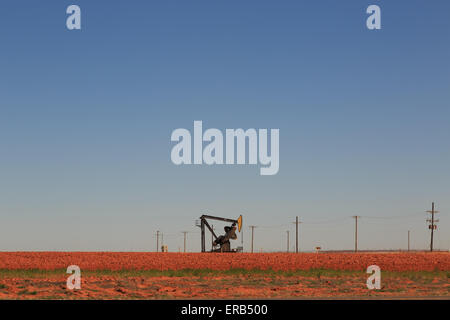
<box><xmin>0</xmin><ymin>252</ymin><xmax>448</xmax><ymax>299</ymax></box>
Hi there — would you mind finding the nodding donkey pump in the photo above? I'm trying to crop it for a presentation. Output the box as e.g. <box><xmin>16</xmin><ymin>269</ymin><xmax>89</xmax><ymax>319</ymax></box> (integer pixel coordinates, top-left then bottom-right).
<box><xmin>198</xmin><ymin>215</ymin><xmax>243</xmax><ymax>252</ymax></box>
<box><xmin>213</xmin><ymin>224</ymin><xmax>238</xmax><ymax>253</ymax></box>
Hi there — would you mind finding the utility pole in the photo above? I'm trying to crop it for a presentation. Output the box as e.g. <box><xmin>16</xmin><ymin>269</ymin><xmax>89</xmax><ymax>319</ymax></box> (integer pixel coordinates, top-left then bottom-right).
<box><xmin>286</xmin><ymin>230</ymin><xmax>290</xmax><ymax>252</ymax></box>
<box><xmin>156</xmin><ymin>231</ymin><xmax>160</xmax><ymax>252</ymax></box>
<box><xmin>426</xmin><ymin>202</ymin><xmax>439</xmax><ymax>252</ymax></box>
<box><xmin>352</xmin><ymin>216</ymin><xmax>360</xmax><ymax>252</ymax></box>
<box><xmin>249</xmin><ymin>226</ymin><xmax>256</xmax><ymax>253</ymax></box>
<box><xmin>408</xmin><ymin>230</ymin><xmax>410</xmax><ymax>252</ymax></box>
<box><xmin>182</xmin><ymin>231</ymin><xmax>188</xmax><ymax>253</ymax></box>
<box><xmin>211</xmin><ymin>225</ymin><xmax>214</xmax><ymax>251</ymax></box>
<box><xmin>292</xmin><ymin>217</ymin><xmax>301</xmax><ymax>253</ymax></box>
<box><xmin>241</xmin><ymin>223</ymin><xmax>244</xmax><ymax>249</ymax></box>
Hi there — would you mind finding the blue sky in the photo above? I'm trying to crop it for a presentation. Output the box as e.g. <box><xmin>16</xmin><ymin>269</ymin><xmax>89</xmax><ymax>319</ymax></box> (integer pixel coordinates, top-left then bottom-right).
<box><xmin>0</xmin><ymin>1</ymin><xmax>449</xmax><ymax>251</ymax></box>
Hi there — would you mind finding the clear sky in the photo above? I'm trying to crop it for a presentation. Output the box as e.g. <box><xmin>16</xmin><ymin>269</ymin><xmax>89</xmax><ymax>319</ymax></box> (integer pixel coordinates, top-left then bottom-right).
<box><xmin>0</xmin><ymin>0</ymin><xmax>449</xmax><ymax>252</ymax></box>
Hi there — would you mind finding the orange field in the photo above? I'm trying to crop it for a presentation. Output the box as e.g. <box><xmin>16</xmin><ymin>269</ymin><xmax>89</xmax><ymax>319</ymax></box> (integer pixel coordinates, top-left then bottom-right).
<box><xmin>0</xmin><ymin>252</ymin><xmax>448</xmax><ymax>299</ymax></box>
<box><xmin>0</xmin><ymin>252</ymin><xmax>448</xmax><ymax>271</ymax></box>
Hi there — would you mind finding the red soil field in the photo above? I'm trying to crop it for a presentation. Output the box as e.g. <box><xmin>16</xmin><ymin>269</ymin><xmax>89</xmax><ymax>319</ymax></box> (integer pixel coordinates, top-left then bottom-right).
<box><xmin>0</xmin><ymin>252</ymin><xmax>448</xmax><ymax>271</ymax></box>
<box><xmin>0</xmin><ymin>252</ymin><xmax>448</xmax><ymax>299</ymax></box>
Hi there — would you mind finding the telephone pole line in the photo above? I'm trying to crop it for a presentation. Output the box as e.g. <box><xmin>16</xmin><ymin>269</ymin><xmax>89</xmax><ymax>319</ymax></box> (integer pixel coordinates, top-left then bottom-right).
<box><xmin>182</xmin><ymin>231</ymin><xmax>188</xmax><ymax>253</ymax></box>
<box><xmin>249</xmin><ymin>226</ymin><xmax>257</xmax><ymax>253</ymax></box>
<box><xmin>352</xmin><ymin>216</ymin><xmax>360</xmax><ymax>252</ymax></box>
<box><xmin>426</xmin><ymin>202</ymin><xmax>439</xmax><ymax>252</ymax></box>
<box><xmin>286</xmin><ymin>230</ymin><xmax>290</xmax><ymax>252</ymax></box>
<box><xmin>292</xmin><ymin>217</ymin><xmax>301</xmax><ymax>253</ymax></box>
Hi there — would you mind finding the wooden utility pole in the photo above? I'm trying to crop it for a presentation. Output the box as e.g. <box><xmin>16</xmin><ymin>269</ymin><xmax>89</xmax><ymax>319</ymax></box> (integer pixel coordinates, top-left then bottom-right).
<box><xmin>241</xmin><ymin>223</ymin><xmax>244</xmax><ymax>249</ymax></box>
<box><xmin>286</xmin><ymin>231</ymin><xmax>290</xmax><ymax>252</ymax></box>
<box><xmin>156</xmin><ymin>231</ymin><xmax>160</xmax><ymax>252</ymax></box>
<box><xmin>200</xmin><ymin>218</ymin><xmax>205</xmax><ymax>252</ymax></box>
<box><xmin>182</xmin><ymin>231</ymin><xmax>188</xmax><ymax>253</ymax></box>
<box><xmin>352</xmin><ymin>216</ymin><xmax>360</xmax><ymax>252</ymax></box>
<box><xmin>426</xmin><ymin>202</ymin><xmax>439</xmax><ymax>252</ymax></box>
<box><xmin>249</xmin><ymin>226</ymin><xmax>256</xmax><ymax>253</ymax></box>
<box><xmin>292</xmin><ymin>217</ymin><xmax>301</xmax><ymax>253</ymax></box>
<box><xmin>408</xmin><ymin>230</ymin><xmax>410</xmax><ymax>251</ymax></box>
<box><xmin>211</xmin><ymin>225</ymin><xmax>214</xmax><ymax>251</ymax></box>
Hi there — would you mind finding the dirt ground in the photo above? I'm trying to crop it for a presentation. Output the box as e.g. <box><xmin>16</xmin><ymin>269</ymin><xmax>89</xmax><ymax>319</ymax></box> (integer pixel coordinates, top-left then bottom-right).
<box><xmin>0</xmin><ymin>271</ymin><xmax>448</xmax><ymax>299</ymax></box>
<box><xmin>0</xmin><ymin>252</ymin><xmax>448</xmax><ymax>299</ymax></box>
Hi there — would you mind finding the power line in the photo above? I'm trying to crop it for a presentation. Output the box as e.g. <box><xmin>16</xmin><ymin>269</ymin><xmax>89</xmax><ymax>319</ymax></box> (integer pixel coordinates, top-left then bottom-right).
<box><xmin>258</xmin><ymin>224</ymin><xmax>290</xmax><ymax>229</ymax></box>
<box><xmin>360</xmin><ymin>212</ymin><xmax>424</xmax><ymax>220</ymax></box>
<box><xmin>302</xmin><ymin>217</ymin><xmax>350</xmax><ymax>225</ymax></box>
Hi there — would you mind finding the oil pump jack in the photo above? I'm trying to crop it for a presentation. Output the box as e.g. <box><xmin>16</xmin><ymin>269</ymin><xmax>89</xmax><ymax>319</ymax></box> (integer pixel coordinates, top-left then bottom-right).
<box><xmin>199</xmin><ymin>215</ymin><xmax>242</xmax><ymax>252</ymax></box>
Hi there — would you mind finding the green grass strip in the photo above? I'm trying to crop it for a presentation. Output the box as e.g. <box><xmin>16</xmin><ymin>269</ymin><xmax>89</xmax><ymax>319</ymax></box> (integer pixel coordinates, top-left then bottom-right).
<box><xmin>0</xmin><ymin>268</ymin><xmax>448</xmax><ymax>279</ymax></box>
